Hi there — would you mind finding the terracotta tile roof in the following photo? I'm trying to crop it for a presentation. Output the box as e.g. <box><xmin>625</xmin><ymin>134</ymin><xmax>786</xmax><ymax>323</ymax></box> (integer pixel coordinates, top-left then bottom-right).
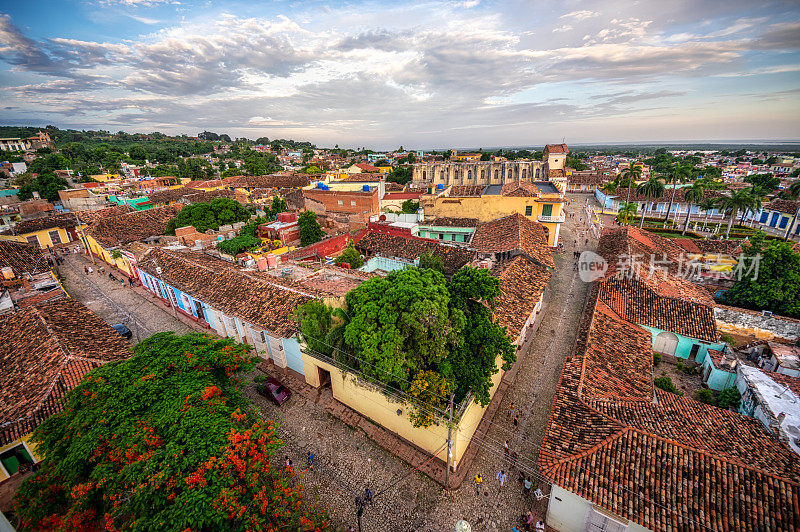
<box><xmin>672</xmin><ymin>238</ymin><xmax>744</xmax><ymax>256</ymax></box>
<box><xmin>354</xmin><ymin>232</ymin><xmax>474</xmax><ymax>276</ymax></box>
<box><xmin>136</xmin><ymin>248</ymin><xmax>312</xmax><ymax>337</ymax></box>
<box><xmin>544</xmin><ymin>143</ymin><xmax>569</xmax><ymax>154</ymax></box>
<box><xmin>490</xmin><ymin>256</ymin><xmax>551</xmax><ymax>341</ymax></box>
<box><xmin>707</xmin><ymin>348</ymin><xmax>737</xmax><ymax>371</ymax></box>
<box><xmin>597</xmin><ymin>226</ymin><xmax>714</xmax><ymax>304</ymax></box>
<box><xmin>426</xmin><ymin>217</ymin><xmax>480</xmax><ymax>228</ymax></box>
<box><xmin>14</xmin><ymin>288</ymin><xmax>65</xmax><ymax>308</ymax></box>
<box><xmin>768</xmin><ymin>371</ymin><xmax>800</xmax><ymax>397</ymax></box>
<box><xmin>598</xmin><ymin>278</ymin><xmax>718</xmax><ymax>342</ymax></box>
<box><xmin>769</xmin><ymin>342</ymin><xmax>800</xmax><ymax>371</ymax></box>
<box><xmin>548</xmin><ymin>168</ymin><xmax>565</xmax><ymax>178</ymax></box>
<box><xmin>582</xmin><ymin>302</ymin><xmax>655</xmax><ymax>401</ymax></box>
<box><xmin>470</xmin><ymin>213</ymin><xmax>555</xmax><ymax>269</ymax></box>
<box><xmin>184</xmin><ymin>179</ymin><xmax>223</xmax><ymax>189</ymax></box>
<box><xmin>0</xmin><ymin>240</ymin><xmax>48</xmax><ymax>276</ymax></box>
<box><xmin>87</xmin><ymin>204</ymin><xmax>183</xmax><ymax>248</ymax></box>
<box><xmin>568</xmin><ymin>172</ymin><xmax>606</xmax><ymax>184</ymax></box>
<box><xmin>229</xmin><ymin>174</ymin><xmax>312</xmax><ymax>189</ymax></box>
<box><xmin>500</xmin><ymin>180</ymin><xmax>539</xmax><ymax>197</ymax></box>
<box><xmin>539</xmin><ymin>287</ymin><xmax>800</xmax><ymax>532</ymax></box>
<box><xmin>75</xmin><ymin>205</ymin><xmax>136</xmax><ymax>224</ymax></box>
<box><xmin>355</xmin><ymin>163</ymin><xmax>380</xmax><ymax>173</ymax></box>
<box><xmin>147</xmin><ymin>187</ymin><xmax>202</xmax><ymax>205</ymax></box>
<box><xmin>181</xmin><ymin>189</ymin><xmax>237</xmax><ymax>204</ymax></box>
<box><xmin>448</xmin><ymin>185</ymin><xmax>485</xmax><ymax>197</ymax></box>
<box><xmin>0</xmin><ymin>298</ymin><xmax>132</xmax><ymax>445</ymax></box>
<box><xmin>6</xmin><ymin>213</ymin><xmax>76</xmax><ymax>235</ymax></box>
<box><xmin>383</xmin><ymin>182</ymin><xmax>406</xmax><ymax>192</ymax></box>
<box><xmin>765</xmin><ymin>198</ymin><xmax>799</xmax><ymax>215</ymax></box>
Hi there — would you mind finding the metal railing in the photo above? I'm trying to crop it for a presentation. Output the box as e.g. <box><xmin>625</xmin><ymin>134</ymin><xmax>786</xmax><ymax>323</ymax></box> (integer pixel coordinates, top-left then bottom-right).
<box><xmin>538</xmin><ymin>213</ymin><xmax>566</xmax><ymax>223</ymax></box>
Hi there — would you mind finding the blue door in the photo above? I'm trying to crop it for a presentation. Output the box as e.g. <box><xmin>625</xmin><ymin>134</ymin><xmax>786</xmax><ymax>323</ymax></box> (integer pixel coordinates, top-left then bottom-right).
<box><xmin>779</xmin><ymin>217</ymin><xmax>788</xmax><ymax>229</ymax></box>
<box><xmin>759</xmin><ymin>211</ymin><xmax>768</xmax><ymax>223</ymax></box>
<box><xmin>770</xmin><ymin>212</ymin><xmax>779</xmax><ymax>227</ymax></box>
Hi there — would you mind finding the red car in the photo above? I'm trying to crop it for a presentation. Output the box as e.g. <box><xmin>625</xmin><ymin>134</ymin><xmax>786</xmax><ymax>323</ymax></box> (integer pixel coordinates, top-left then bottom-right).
<box><xmin>257</xmin><ymin>377</ymin><xmax>292</xmax><ymax>406</ymax></box>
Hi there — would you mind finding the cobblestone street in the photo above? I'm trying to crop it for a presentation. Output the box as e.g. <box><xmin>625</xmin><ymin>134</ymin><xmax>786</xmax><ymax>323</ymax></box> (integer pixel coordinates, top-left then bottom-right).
<box><xmin>56</xmin><ymin>193</ymin><xmax>602</xmax><ymax>531</ymax></box>
<box><xmin>57</xmin><ymin>251</ymin><xmax>196</xmax><ymax>338</ymax></box>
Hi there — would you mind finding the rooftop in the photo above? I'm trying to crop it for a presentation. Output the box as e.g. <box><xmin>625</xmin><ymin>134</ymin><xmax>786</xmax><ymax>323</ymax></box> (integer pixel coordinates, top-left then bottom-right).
<box><xmin>490</xmin><ymin>256</ymin><xmax>552</xmax><ymax>342</ymax></box>
<box><xmin>539</xmin><ymin>286</ymin><xmax>800</xmax><ymax>531</ymax></box>
<box><xmin>0</xmin><ymin>299</ymin><xmax>132</xmax><ymax>445</ymax></box>
<box><xmin>769</xmin><ymin>342</ymin><xmax>800</xmax><ymax>371</ymax></box>
<box><xmin>354</xmin><ymin>231</ymin><xmax>474</xmax><ymax>276</ymax></box>
<box><xmin>87</xmin><ymin>204</ymin><xmax>182</xmax><ymax>248</ymax></box>
<box><xmin>470</xmin><ymin>213</ymin><xmax>555</xmax><ymax>269</ymax></box>
<box><xmin>738</xmin><ymin>366</ymin><xmax>800</xmax><ymax>456</ymax></box>
<box><xmin>0</xmin><ymin>240</ymin><xmax>48</xmax><ymax>277</ymax></box>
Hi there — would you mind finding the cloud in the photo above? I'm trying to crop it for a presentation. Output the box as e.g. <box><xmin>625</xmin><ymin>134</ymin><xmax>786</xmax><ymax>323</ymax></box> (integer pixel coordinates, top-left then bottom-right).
<box><xmin>561</xmin><ymin>10</ymin><xmax>599</xmax><ymax>21</ymax></box>
<box><xmin>128</xmin><ymin>15</ymin><xmax>161</xmax><ymax>25</ymax></box>
<box><xmin>755</xmin><ymin>22</ymin><xmax>800</xmax><ymax>50</ymax></box>
<box><xmin>553</xmin><ymin>25</ymin><xmax>573</xmax><ymax>33</ymax></box>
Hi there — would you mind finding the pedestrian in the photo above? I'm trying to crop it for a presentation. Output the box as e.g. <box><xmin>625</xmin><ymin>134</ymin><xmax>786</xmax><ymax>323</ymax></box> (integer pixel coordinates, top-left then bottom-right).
<box><xmin>508</xmin><ymin>401</ymin><xmax>515</xmax><ymax>419</ymax></box>
<box><xmin>504</xmin><ymin>440</ymin><xmax>510</xmax><ymax>457</ymax></box>
<box><xmin>88</xmin><ymin>266</ymin><xmax>93</xmax><ymax>274</ymax></box>
<box><xmin>364</xmin><ymin>487</ymin><xmax>373</xmax><ymax>504</ymax></box>
<box><xmin>524</xmin><ymin>511</ymin><xmax>535</xmax><ymax>531</ymax></box>
<box><xmin>128</xmin><ymin>277</ymin><xmax>134</xmax><ymax>287</ymax></box>
<box><xmin>510</xmin><ymin>451</ymin><xmax>518</xmax><ymax>467</ymax></box>
<box><xmin>84</xmin><ymin>265</ymin><xmax>89</xmax><ymax>275</ymax></box>
<box><xmin>513</xmin><ymin>415</ymin><xmax>519</xmax><ymax>430</ymax></box>
<box><xmin>285</xmin><ymin>456</ymin><xmax>293</xmax><ymax>469</ymax></box>
<box><xmin>496</xmin><ymin>470</ymin><xmax>507</xmax><ymax>492</ymax></box>
<box><xmin>535</xmin><ymin>520</ymin><xmax>545</xmax><ymax>531</ymax></box>
<box><xmin>474</xmin><ymin>473</ymin><xmax>483</xmax><ymax>495</ymax></box>
<box><xmin>523</xmin><ymin>476</ymin><xmax>533</xmax><ymax>495</ymax></box>
<box><xmin>306</xmin><ymin>451</ymin><xmax>315</xmax><ymax>471</ymax></box>
<box><xmin>349</xmin><ymin>527</ymin><xmax>355</xmax><ymax>532</ymax></box>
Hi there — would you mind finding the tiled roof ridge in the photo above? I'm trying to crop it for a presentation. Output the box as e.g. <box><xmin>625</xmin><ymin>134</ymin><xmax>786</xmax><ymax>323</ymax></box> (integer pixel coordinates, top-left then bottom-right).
<box><xmin>543</xmin><ymin>426</ymin><xmax>631</xmax><ymax>470</ymax></box>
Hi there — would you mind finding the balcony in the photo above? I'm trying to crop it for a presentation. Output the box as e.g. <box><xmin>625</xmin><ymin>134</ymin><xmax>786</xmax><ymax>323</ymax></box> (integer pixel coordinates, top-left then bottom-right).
<box><xmin>538</xmin><ymin>213</ymin><xmax>566</xmax><ymax>223</ymax></box>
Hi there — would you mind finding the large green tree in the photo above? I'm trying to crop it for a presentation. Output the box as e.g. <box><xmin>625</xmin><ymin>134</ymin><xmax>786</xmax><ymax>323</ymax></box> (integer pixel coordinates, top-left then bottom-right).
<box><xmin>298</xmin><ymin>211</ymin><xmax>324</xmax><ymax>246</ymax></box>
<box><xmin>446</xmin><ymin>267</ymin><xmax>515</xmax><ymax>405</ymax></box>
<box><xmin>343</xmin><ymin>268</ymin><xmax>461</xmax><ymax>389</ymax></box>
<box><xmin>723</xmin><ymin>233</ymin><xmax>800</xmax><ymax>318</ymax></box>
<box><xmin>166</xmin><ymin>198</ymin><xmax>251</xmax><ymax>234</ymax></box>
<box><xmin>14</xmin><ymin>332</ymin><xmax>327</xmax><ymax>531</ymax></box>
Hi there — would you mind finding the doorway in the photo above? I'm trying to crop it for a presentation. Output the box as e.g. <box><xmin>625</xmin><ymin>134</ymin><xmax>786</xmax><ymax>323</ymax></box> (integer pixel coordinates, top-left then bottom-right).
<box><xmin>689</xmin><ymin>344</ymin><xmax>700</xmax><ymax>362</ymax></box>
<box><xmin>317</xmin><ymin>367</ymin><xmax>331</xmax><ymax>389</ymax></box>
<box><xmin>653</xmin><ymin>331</ymin><xmax>679</xmax><ymax>356</ymax></box>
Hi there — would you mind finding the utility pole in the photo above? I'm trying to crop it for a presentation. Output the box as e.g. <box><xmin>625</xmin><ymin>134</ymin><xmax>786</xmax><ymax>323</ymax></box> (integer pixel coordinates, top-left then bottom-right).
<box><xmin>445</xmin><ymin>392</ymin><xmax>455</xmax><ymax>490</ymax></box>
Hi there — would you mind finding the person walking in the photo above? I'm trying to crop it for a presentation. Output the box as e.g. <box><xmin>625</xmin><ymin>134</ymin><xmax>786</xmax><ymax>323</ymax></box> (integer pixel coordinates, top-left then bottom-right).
<box><xmin>306</xmin><ymin>451</ymin><xmax>315</xmax><ymax>471</ymax></box>
<box><xmin>510</xmin><ymin>451</ymin><xmax>518</xmax><ymax>468</ymax></box>
<box><xmin>508</xmin><ymin>401</ymin><xmax>515</xmax><ymax>419</ymax></box>
<box><xmin>524</xmin><ymin>511</ymin><xmax>535</xmax><ymax>531</ymax></box>
<box><xmin>496</xmin><ymin>470</ymin><xmax>507</xmax><ymax>492</ymax></box>
<box><xmin>523</xmin><ymin>476</ymin><xmax>533</xmax><ymax>495</ymax></box>
<box><xmin>504</xmin><ymin>440</ymin><xmax>510</xmax><ymax>458</ymax></box>
<box><xmin>474</xmin><ymin>473</ymin><xmax>483</xmax><ymax>496</ymax></box>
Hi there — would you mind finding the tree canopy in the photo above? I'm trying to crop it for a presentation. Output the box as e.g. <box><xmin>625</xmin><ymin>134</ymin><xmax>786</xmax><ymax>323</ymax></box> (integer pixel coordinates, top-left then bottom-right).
<box><xmin>166</xmin><ymin>198</ymin><xmax>251</xmax><ymax>234</ymax></box>
<box><xmin>334</xmin><ymin>240</ymin><xmax>363</xmax><ymax>269</ymax></box>
<box><xmin>722</xmin><ymin>232</ymin><xmax>800</xmax><ymax>318</ymax></box>
<box><xmin>14</xmin><ymin>332</ymin><xmax>327</xmax><ymax>531</ymax></box>
<box><xmin>298</xmin><ymin>211</ymin><xmax>324</xmax><ymax>247</ymax></box>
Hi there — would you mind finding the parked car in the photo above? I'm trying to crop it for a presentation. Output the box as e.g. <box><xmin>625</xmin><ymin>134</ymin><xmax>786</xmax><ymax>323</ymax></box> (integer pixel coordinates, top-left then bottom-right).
<box><xmin>256</xmin><ymin>377</ymin><xmax>292</xmax><ymax>406</ymax></box>
<box><xmin>111</xmin><ymin>323</ymin><xmax>133</xmax><ymax>340</ymax></box>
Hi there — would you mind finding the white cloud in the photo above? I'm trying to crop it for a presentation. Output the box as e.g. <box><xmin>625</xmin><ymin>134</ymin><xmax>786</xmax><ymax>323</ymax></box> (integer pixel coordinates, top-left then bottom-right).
<box><xmin>553</xmin><ymin>25</ymin><xmax>573</xmax><ymax>33</ymax></box>
<box><xmin>560</xmin><ymin>10</ymin><xmax>599</xmax><ymax>21</ymax></box>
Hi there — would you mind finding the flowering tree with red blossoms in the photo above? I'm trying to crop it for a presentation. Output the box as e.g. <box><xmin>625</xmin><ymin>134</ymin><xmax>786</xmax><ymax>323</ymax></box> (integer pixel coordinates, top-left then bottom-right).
<box><xmin>14</xmin><ymin>332</ymin><xmax>328</xmax><ymax>531</ymax></box>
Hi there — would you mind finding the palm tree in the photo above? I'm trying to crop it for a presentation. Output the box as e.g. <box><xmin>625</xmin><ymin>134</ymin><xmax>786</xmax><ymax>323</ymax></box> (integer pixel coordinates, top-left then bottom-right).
<box><xmin>617</xmin><ymin>201</ymin><xmax>638</xmax><ymax>225</ymax></box>
<box><xmin>663</xmin><ymin>163</ymin><xmax>691</xmax><ymax>226</ymax></box>
<box><xmin>784</xmin><ymin>181</ymin><xmax>800</xmax><ymax>241</ymax></box>
<box><xmin>682</xmin><ymin>182</ymin><xmax>705</xmax><ymax>234</ymax></box>
<box><xmin>600</xmin><ymin>180</ymin><xmax>618</xmax><ymax>195</ymax></box>
<box><xmin>637</xmin><ymin>177</ymin><xmax>665</xmax><ymax>229</ymax></box>
<box><xmin>697</xmin><ymin>198</ymin><xmax>718</xmax><ymax>232</ymax></box>
<box><xmin>718</xmin><ymin>189</ymin><xmax>755</xmax><ymax>238</ymax></box>
<box><xmin>621</xmin><ymin>165</ymin><xmax>642</xmax><ymax>207</ymax></box>
<box><xmin>744</xmin><ymin>185</ymin><xmax>766</xmax><ymax>225</ymax></box>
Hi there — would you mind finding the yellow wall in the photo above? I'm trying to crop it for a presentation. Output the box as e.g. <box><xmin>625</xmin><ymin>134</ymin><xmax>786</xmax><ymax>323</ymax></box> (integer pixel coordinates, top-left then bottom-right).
<box><xmin>423</xmin><ymin>195</ymin><xmax>564</xmax><ymax>246</ymax></box>
<box><xmin>0</xmin><ymin>227</ymin><xmax>71</xmax><ymax>249</ymax></box>
<box><xmin>0</xmin><ymin>434</ymin><xmax>41</xmax><ymax>481</ymax></box>
<box><xmin>84</xmin><ymin>234</ymin><xmax>134</xmax><ymax>276</ymax></box>
<box><xmin>302</xmin><ymin>353</ymin><xmax>506</xmax><ymax>469</ymax></box>
<box><xmin>377</xmin><ymin>166</ymin><xmax>392</xmax><ymax>174</ymax></box>
<box><xmin>89</xmin><ymin>174</ymin><xmax>120</xmax><ymax>182</ymax></box>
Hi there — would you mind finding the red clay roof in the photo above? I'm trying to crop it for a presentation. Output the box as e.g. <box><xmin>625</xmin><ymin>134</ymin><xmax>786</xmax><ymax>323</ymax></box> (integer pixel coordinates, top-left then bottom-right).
<box><xmin>0</xmin><ymin>299</ymin><xmax>132</xmax><ymax>445</ymax></box>
<box><xmin>470</xmin><ymin>213</ymin><xmax>555</xmax><ymax>269</ymax></box>
<box><xmin>0</xmin><ymin>240</ymin><xmax>48</xmax><ymax>276</ymax></box>
<box><xmin>539</xmin><ymin>289</ymin><xmax>800</xmax><ymax>531</ymax></box>
<box><xmin>544</xmin><ymin>143</ymin><xmax>569</xmax><ymax>154</ymax></box>
<box><xmin>490</xmin><ymin>255</ymin><xmax>552</xmax><ymax>341</ymax></box>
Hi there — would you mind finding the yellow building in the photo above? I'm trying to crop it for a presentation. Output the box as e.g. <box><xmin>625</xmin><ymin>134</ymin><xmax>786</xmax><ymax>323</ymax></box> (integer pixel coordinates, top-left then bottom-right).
<box><xmin>376</xmin><ymin>166</ymin><xmax>392</xmax><ymax>174</ymax></box>
<box><xmin>89</xmin><ymin>173</ymin><xmax>121</xmax><ymax>182</ymax></box>
<box><xmin>0</xmin><ymin>214</ymin><xmax>78</xmax><ymax>249</ymax></box>
<box><xmin>421</xmin><ymin>181</ymin><xmax>565</xmax><ymax>246</ymax></box>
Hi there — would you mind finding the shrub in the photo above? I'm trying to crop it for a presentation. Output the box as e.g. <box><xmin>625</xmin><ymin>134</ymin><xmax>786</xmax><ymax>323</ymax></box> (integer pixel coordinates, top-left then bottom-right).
<box><xmin>654</xmin><ymin>376</ymin><xmax>683</xmax><ymax>396</ymax></box>
<box><xmin>717</xmin><ymin>387</ymin><xmax>741</xmax><ymax>410</ymax></box>
<box><xmin>216</xmin><ymin>234</ymin><xmax>261</xmax><ymax>255</ymax></box>
<box><xmin>653</xmin><ymin>352</ymin><xmax>662</xmax><ymax>366</ymax></box>
<box><xmin>334</xmin><ymin>240</ymin><xmax>363</xmax><ymax>269</ymax></box>
<box><xmin>696</xmin><ymin>388</ymin><xmax>715</xmax><ymax>404</ymax></box>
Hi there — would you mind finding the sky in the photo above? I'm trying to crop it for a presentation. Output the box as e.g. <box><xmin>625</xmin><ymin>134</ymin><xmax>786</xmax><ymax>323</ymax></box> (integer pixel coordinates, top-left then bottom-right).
<box><xmin>0</xmin><ymin>0</ymin><xmax>799</xmax><ymax>149</ymax></box>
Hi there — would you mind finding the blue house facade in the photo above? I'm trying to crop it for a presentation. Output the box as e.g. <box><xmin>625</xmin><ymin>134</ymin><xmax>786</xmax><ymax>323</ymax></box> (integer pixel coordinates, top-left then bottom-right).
<box><xmin>640</xmin><ymin>325</ymin><xmax>726</xmax><ymax>363</ymax></box>
<box><xmin>135</xmin><ymin>249</ymin><xmax>312</xmax><ymax>377</ymax></box>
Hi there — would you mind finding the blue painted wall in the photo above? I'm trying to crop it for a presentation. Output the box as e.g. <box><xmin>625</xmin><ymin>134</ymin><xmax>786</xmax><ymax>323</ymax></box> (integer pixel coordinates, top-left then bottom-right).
<box><xmin>702</xmin><ymin>357</ymin><xmax>737</xmax><ymax>391</ymax></box>
<box><xmin>640</xmin><ymin>325</ymin><xmax>725</xmax><ymax>362</ymax></box>
<box><xmin>282</xmin><ymin>337</ymin><xmax>305</xmax><ymax>375</ymax></box>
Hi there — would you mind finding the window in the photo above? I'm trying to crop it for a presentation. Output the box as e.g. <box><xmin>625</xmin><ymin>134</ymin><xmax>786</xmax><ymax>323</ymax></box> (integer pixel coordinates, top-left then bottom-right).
<box><xmin>522</xmin><ymin>169</ymin><xmax>527</xmax><ymax>178</ymax></box>
<box><xmin>422</xmin><ymin>171</ymin><xmax>426</xmax><ymax>180</ymax></box>
<box><xmin>48</xmin><ymin>230</ymin><xmax>62</xmax><ymax>245</ymax></box>
<box><xmin>779</xmin><ymin>217</ymin><xmax>788</xmax><ymax>229</ymax></box>
<box><xmin>438</xmin><ymin>233</ymin><xmax>444</xmax><ymax>240</ymax></box>
<box><xmin>26</xmin><ymin>235</ymin><xmax>39</xmax><ymax>246</ymax></box>
<box><xmin>338</xmin><ymin>200</ymin><xmax>344</xmax><ymax>206</ymax></box>
<box><xmin>542</xmin><ymin>204</ymin><xmax>553</xmax><ymax>217</ymax></box>
<box><xmin>351</xmin><ymin>200</ymin><xmax>357</xmax><ymax>206</ymax></box>
<box><xmin>525</xmin><ymin>206</ymin><xmax>533</xmax><ymax>216</ymax></box>
<box><xmin>0</xmin><ymin>443</ymin><xmax>35</xmax><ymax>476</ymax></box>
<box><xmin>494</xmin><ymin>169</ymin><xmax>499</xmax><ymax>179</ymax></box>
<box><xmin>481</xmin><ymin>170</ymin><xmax>485</xmax><ymax>179</ymax></box>
<box><xmin>585</xmin><ymin>507</ymin><xmax>628</xmax><ymax>532</ymax></box>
